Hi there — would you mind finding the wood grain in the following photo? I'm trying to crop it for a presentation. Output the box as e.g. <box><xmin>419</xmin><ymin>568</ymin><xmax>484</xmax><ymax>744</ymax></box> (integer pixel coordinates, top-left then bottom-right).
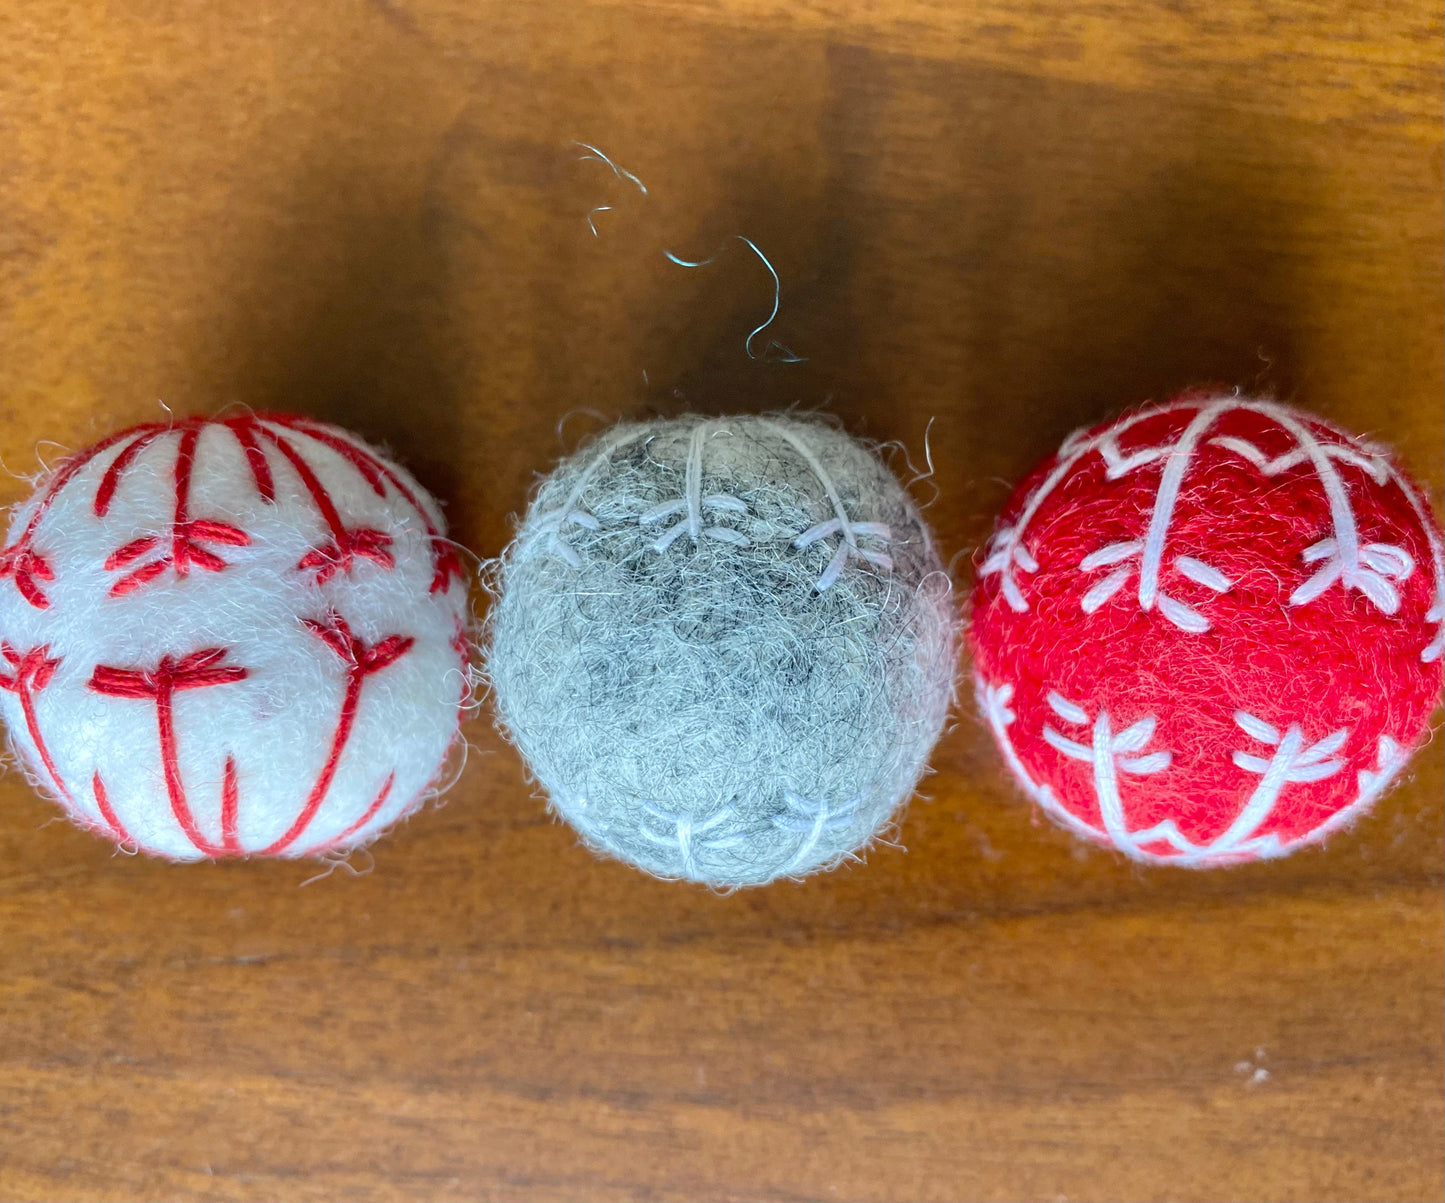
<box><xmin>0</xmin><ymin>2</ymin><xmax>1440</xmax><ymax>1199</ymax></box>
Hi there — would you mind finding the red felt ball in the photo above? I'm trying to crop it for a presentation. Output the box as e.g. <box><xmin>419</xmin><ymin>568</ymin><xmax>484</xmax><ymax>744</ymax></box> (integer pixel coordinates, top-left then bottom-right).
<box><xmin>970</xmin><ymin>395</ymin><xmax>1444</xmax><ymax>866</ymax></box>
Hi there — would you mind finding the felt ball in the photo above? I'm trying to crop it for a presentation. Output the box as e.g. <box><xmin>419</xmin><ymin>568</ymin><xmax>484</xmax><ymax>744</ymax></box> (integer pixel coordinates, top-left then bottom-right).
<box><xmin>0</xmin><ymin>414</ymin><xmax>469</xmax><ymax>860</ymax></box>
<box><xmin>971</xmin><ymin>394</ymin><xmax>1445</xmax><ymax>866</ymax></box>
<box><xmin>487</xmin><ymin>414</ymin><xmax>957</xmax><ymax>887</ymax></box>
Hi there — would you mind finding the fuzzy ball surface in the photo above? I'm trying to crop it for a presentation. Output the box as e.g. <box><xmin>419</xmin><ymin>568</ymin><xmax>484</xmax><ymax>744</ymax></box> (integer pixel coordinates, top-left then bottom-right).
<box><xmin>971</xmin><ymin>395</ymin><xmax>1444</xmax><ymax>866</ymax></box>
<box><xmin>488</xmin><ymin>414</ymin><xmax>957</xmax><ymax>887</ymax></box>
<box><xmin>0</xmin><ymin>414</ymin><xmax>469</xmax><ymax>860</ymax></box>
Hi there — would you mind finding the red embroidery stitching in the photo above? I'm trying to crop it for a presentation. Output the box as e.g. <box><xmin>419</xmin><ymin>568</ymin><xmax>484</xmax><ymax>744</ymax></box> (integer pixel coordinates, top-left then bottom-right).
<box><xmin>0</xmin><ymin>427</ymin><xmax>142</xmax><ymax>609</ymax></box>
<box><xmin>91</xmin><ymin>771</ymin><xmax>138</xmax><ymax>847</ymax></box>
<box><xmin>301</xmin><ymin>771</ymin><xmax>395</xmax><ymax>856</ymax></box>
<box><xmin>257</xmin><ymin>426</ymin><xmax>396</xmax><ymax>583</ymax></box>
<box><xmin>94</xmin><ymin>425</ymin><xmax>167</xmax><ymax>517</ymax></box>
<box><xmin>9</xmin><ymin>415</ymin><xmax>451</xmax><ymax>611</ymax></box>
<box><xmin>0</xmin><ymin>642</ymin><xmax>69</xmax><ymax>802</ymax></box>
<box><xmin>260</xmin><ymin>613</ymin><xmax>414</xmax><ymax>855</ymax></box>
<box><xmin>277</xmin><ymin>416</ymin><xmax>463</xmax><ymax>593</ymax></box>
<box><xmin>9</xmin><ymin>415</ymin><xmax>456</xmax><ymax>858</ymax></box>
<box><xmin>220</xmin><ymin>755</ymin><xmax>242</xmax><ymax>854</ymax></box>
<box><xmin>222</xmin><ymin>416</ymin><xmax>276</xmax><ymax>502</ymax></box>
<box><xmin>104</xmin><ymin>424</ymin><xmax>252</xmax><ymax>597</ymax></box>
<box><xmin>88</xmin><ymin>648</ymin><xmax>248</xmax><ymax>856</ymax></box>
<box><xmin>0</xmin><ymin>541</ymin><xmax>56</xmax><ymax>609</ymax></box>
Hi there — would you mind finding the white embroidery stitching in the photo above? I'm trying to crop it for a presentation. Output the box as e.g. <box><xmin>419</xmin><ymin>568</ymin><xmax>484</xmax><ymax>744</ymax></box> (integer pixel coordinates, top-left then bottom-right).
<box><xmin>637</xmin><ymin>423</ymin><xmax>752</xmax><ymax>553</ymax></box>
<box><xmin>1221</xmin><ymin>710</ymin><xmax>1349</xmax><ymax>857</ymax></box>
<box><xmin>980</xmin><ymin>399</ymin><xmax>1441</xmax><ymax>656</ymax></box>
<box><xmin>638</xmin><ymin>803</ymin><xmax>746</xmax><ymax>878</ymax></box>
<box><xmin>976</xmin><ymin>673</ymin><xmax>1407</xmax><ymax>866</ymax></box>
<box><xmin>771</xmin><ymin>790</ymin><xmax>862</xmax><ymax>875</ymax></box>
<box><xmin>534</xmin><ymin>427</ymin><xmax>641</xmax><ymax>568</ymax></box>
<box><xmin>764</xmin><ymin>421</ymin><xmax>893</xmax><ymax>592</ymax></box>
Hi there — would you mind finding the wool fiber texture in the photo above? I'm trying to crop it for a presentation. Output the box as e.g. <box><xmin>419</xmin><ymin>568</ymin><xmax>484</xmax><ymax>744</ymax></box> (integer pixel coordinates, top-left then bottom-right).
<box><xmin>971</xmin><ymin>395</ymin><xmax>1444</xmax><ymax>866</ymax></box>
<box><xmin>487</xmin><ymin>413</ymin><xmax>957</xmax><ymax>887</ymax></box>
<box><xmin>0</xmin><ymin>414</ymin><xmax>470</xmax><ymax>860</ymax></box>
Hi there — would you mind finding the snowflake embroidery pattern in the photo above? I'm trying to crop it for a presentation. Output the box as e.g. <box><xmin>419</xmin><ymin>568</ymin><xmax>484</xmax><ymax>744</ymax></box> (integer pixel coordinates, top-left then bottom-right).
<box><xmin>764</xmin><ymin>420</ymin><xmax>893</xmax><ymax>592</ymax></box>
<box><xmin>638</xmin><ymin>803</ymin><xmax>747</xmax><ymax>879</ymax></box>
<box><xmin>538</xmin><ymin>420</ymin><xmax>896</xmax><ymax>593</ymax></box>
<box><xmin>0</xmin><ymin>415</ymin><xmax>467</xmax><ymax>859</ymax></box>
<box><xmin>637</xmin><ymin>422</ymin><xmax>752</xmax><ymax>553</ymax></box>
<box><xmin>771</xmin><ymin>790</ymin><xmax>863</xmax><ymax>875</ymax></box>
<box><xmin>88</xmin><ymin>647</ymin><xmax>249</xmax><ymax>856</ymax></box>
<box><xmin>0</xmin><ymin>414</ymin><xmax>463</xmax><ymax>609</ymax></box>
<box><xmin>0</xmin><ymin>642</ymin><xmax>69</xmax><ymax>805</ymax></box>
<box><xmin>976</xmin><ymin>671</ymin><xmax>1420</xmax><ymax>866</ymax></box>
<box><xmin>980</xmin><ymin>398</ymin><xmax>1444</xmax><ymax>655</ymax></box>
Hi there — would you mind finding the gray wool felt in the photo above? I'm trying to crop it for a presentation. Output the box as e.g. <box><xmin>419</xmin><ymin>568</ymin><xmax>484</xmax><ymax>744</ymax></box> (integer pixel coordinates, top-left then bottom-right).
<box><xmin>486</xmin><ymin>414</ymin><xmax>957</xmax><ymax>887</ymax></box>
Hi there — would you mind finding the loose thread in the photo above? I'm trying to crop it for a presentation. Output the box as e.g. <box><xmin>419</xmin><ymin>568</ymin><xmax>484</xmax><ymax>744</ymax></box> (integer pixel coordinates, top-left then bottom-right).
<box><xmin>575</xmin><ymin>141</ymin><xmax>648</xmax><ymax>238</ymax></box>
<box><xmin>663</xmin><ymin>236</ymin><xmax>806</xmax><ymax>364</ymax></box>
<box><xmin>572</xmin><ymin>141</ymin><xmax>806</xmax><ymax>364</ymax></box>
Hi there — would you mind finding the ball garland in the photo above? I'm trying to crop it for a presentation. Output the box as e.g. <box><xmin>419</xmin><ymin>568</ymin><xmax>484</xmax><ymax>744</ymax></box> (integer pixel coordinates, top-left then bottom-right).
<box><xmin>0</xmin><ymin>414</ymin><xmax>469</xmax><ymax>859</ymax></box>
<box><xmin>487</xmin><ymin>413</ymin><xmax>958</xmax><ymax>887</ymax></box>
<box><xmin>970</xmin><ymin>394</ymin><xmax>1444</xmax><ymax>866</ymax></box>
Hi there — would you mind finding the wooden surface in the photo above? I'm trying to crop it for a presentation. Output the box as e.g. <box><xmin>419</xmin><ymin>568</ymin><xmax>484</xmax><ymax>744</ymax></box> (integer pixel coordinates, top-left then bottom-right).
<box><xmin>1</xmin><ymin>2</ymin><xmax>1442</xmax><ymax>1200</ymax></box>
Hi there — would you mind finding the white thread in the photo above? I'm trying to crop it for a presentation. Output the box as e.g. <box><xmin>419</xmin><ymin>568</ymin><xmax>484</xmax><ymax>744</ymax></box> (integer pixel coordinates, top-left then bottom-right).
<box><xmin>1156</xmin><ymin>593</ymin><xmax>1210</xmax><ymax>634</ymax></box>
<box><xmin>1098</xmin><ymin>434</ymin><xmax>1172</xmax><ymax>479</ymax></box>
<box><xmin>772</xmin><ymin>791</ymin><xmax>859</xmax><ymax>876</ymax></box>
<box><xmin>1174</xmin><ymin>556</ymin><xmax>1232</xmax><ymax>592</ymax></box>
<box><xmin>639</xmin><ymin>804</ymin><xmax>745</xmax><ymax>879</ymax></box>
<box><xmin>1232</xmin><ymin>709</ymin><xmax>1280</xmax><ymax>744</ymax></box>
<box><xmin>1219</xmin><ymin>715</ymin><xmax>1348</xmax><ymax>855</ymax></box>
<box><xmin>989</xmin><ymin>398</ymin><xmax>1436</xmax><ymax>639</ymax></box>
<box><xmin>974</xmin><ymin>678</ymin><xmax>1099</xmax><ymax>843</ymax></box>
<box><xmin>1355</xmin><ymin>735</ymin><xmax>1406</xmax><ymax>802</ymax></box>
<box><xmin>1257</xmin><ymin>408</ymin><xmax>1410</xmax><ymax>614</ymax></box>
<box><xmin>980</xmin><ymin>532</ymin><xmax>1036</xmax><ymax>612</ymax></box>
<box><xmin>1135</xmin><ymin>405</ymin><xmax>1221</xmax><ymax>611</ymax></box>
<box><xmin>1120</xmin><ymin>751</ymin><xmax>1172</xmax><ymax>775</ymax></box>
<box><xmin>637</xmin><ymin>424</ymin><xmax>752</xmax><ymax>553</ymax></box>
<box><xmin>1080</xmin><ymin>567</ymin><xmax>1131</xmax><ymax>614</ymax></box>
<box><xmin>1089</xmin><ymin>713</ymin><xmax>1131</xmax><ymax>850</ymax></box>
<box><xmin>1041</xmin><ymin>700</ymin><xmax>1175</xmax><ymax>856</ymax></box>
<box><xmin>489</xmin><ymin>414</ymin><xmax>956</xmax><ymax>887</ymax></box>
<box><xmin>1047</xmin><ymin>691</ymin><xmax>1089</xmax><ymax>725</ymax></box>
<box><xmin>1080</xmin><ymin>541</ymin><xmax>1142</xmax><ymax>571</ymax></box>
<box><xmin>534</xmin><ymin>425</ymin><xmax>639</xmax><ymax>568</ymax></box>
<box><xmin>765</xmin><ymin>420</ymin><xmax>893</xmax><ymax>592</ymax></box>
<box><xmin>979</xmin><ymin>675</ymin><xmax>1398</xmax><ymax>867</ymax></box>
<box><xmin>1210</xmin><ymin>433</ymin><xmax>1391</xmax><ymax>485</ymax></box>
<box><xmin>1383</xmin><ymin>460</ymin><xmax>1445</xmax><ymax>662</ymax></box>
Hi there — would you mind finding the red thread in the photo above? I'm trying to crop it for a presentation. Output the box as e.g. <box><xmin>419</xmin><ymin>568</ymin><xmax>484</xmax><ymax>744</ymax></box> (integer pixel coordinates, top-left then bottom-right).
<box><xmin>281</xmin><ymin>418</ymin><xmax>389</xmax><ymax>497</ymax></box>
<box><xmin>89</xmin><ymin>648</ymin><xmax>249</xmax><ymax>857</ymax></box>
<box><xmin>91</xmin><ymin>772</ymin><xmax>137</xmax><ymax>847</ymax></box>
<box><xmin>0</xmin><ymin>643</ymin><xmax>69</xmax><ymax>802</ymax></box>
<box><xmin>0</xmin><ymin>426</ymin><xmax>146</xmax><ymax>609</ymax></box>
<box><xmin>220</xmin><ymin>756</ymin><xmax>242</xmax><ymax>854</ymax></box>
<box><xmin>261</xmin><ymin>614</ymin><xmax>414</xmax><ymax>854</ymax></box>
<box><xmin>259</xmin><ymin>426</ymin><xmax>395</xmax><ymax>583</ymax></box>
<box><xmin>971</xmin><ymin>397</ymin><xmax>1445</xmax><ymax>864</ymax></box>
<box><xmin>279</xmin><ymin>416</ymin><xmax>462</xmax><ymax>593</ymax></box>
<box><xmin>94</xmin><ymin>426</ymin><xmax>167</xmax><ymax>516</ymax></box>
<box><xmin>302</xmin><ymin>771</ymin><xmax>395</xmax><ymax>855</ymax></box>
<box><xmin>102</xmin><ymin>423</ymin><xmax>251</xmax><ymax>597</ymax></box>
<box><xmin>222</xmin><ymin>415</ymin><xmax>276</xmax><ymax>502</ymax></box>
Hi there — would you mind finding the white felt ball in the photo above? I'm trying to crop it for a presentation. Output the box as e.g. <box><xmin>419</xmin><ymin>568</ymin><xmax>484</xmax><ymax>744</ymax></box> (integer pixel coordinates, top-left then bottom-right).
<box><xmin>487</xmin><ymin>414</ymin><xmax>958</xmax><ymax>887</ymax></box>
<box><xmin>0</xmin><ymin>414</ymin><xmax>470</xmax><ymax>860</ymax></box>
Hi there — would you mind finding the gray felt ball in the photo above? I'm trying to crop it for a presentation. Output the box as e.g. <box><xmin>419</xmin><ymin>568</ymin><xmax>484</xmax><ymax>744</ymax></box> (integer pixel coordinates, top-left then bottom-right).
<box><xmin>486</xmin><ymin>414</ymin><xmax>958</xmax><ymax>887</ymax></box>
